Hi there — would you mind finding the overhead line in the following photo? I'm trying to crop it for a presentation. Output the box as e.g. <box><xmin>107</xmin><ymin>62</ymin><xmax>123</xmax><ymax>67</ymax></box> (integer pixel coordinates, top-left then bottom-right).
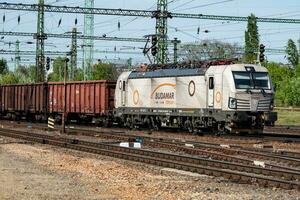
<box><xmin>0</xmin><ymin>3</ymin><xmax>300</xmax><ymax>24</ymax></box>
<box><xmin>0</xmin><ymin>31</ymin><xmax>178</xmax><ymax>43</ymax></box>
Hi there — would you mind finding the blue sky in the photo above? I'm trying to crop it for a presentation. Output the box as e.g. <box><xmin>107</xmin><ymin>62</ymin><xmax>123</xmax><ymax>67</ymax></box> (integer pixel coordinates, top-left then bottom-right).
<box><xmin>0</xmin><ymin>0</ymin><xmax>300</xmax><ymax>69</ymax></box>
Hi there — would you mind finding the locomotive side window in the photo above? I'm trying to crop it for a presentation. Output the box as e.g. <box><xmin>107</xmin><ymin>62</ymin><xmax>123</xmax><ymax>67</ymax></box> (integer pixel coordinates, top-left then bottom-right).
<box><xmin>209</xmin><ymin>77</ymin><xmax>214</xmax><ymax>89</ymax></box>
<box><xmin>122</xmin><ymin>81</ymin><xmax>126</xmax><ymax>91</ymax></box>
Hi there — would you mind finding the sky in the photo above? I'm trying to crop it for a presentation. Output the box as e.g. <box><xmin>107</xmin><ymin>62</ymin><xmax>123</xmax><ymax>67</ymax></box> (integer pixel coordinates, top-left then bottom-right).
<box><xmin>0</xmin><ymin>0</ymin><xmax>300</xmax><ymax>69</ymax></box>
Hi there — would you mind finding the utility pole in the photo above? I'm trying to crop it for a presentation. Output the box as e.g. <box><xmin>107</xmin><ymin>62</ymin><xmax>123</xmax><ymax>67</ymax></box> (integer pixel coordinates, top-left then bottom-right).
<box><xmin>70</xmin><ymin>27</ymin><xmax>78</xmax><ymax>80</ymax></box>
<box><xmin>15</xmin><ymin>40</ymin><xmax>20</xmax><ymax>71</ymax></box>
<box><xmin>35</xmin><ymin>0</ymin><xmax>47</xmax><ymax>82</ymax></box>
<box><xmin>155</xmin><ymin>0</ymin><xmax>168</xmax><ymax>64</ymax></box>
<box><xmin>83</xmin><ymin>0</ymin><xmax>94</xmax><ymax>80</ymax></box>
<box><xmin>62</xmin><ymin>57</ymin><xmax>69</xmax><ymax>134</ymax></box>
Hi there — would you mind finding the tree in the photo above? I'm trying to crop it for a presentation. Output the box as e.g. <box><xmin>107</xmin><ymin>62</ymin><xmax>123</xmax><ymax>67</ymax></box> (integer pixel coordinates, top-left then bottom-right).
<box><xmin>266</xmin><ymin>61</ymin><xmax>300</xmax><ymax>106</ymax></box>
<box><xmin>285</xmin><ymin>39</ymin><xmax>299</xmax><ymax>68</ymax></box>
<box><xmin>15</xmin><ymin>65</ymin><xmax>36</xmax><ymax>83</ymax></box>
<box><xmin>179</xmin><ymin>40</ymin><xmax>240</xmax><ymax>61</ymax></box>
<box><xmin>0</xmin><ymin>72</ymin><xmax>19</xmax><ymax>84</ymax></box>
<box><xmin>73</xmin><ymin>67</ymin><xmax>84</xmax><ymax>81</ymax></box>
<box><xmin>47</xmin><ymin>57</ymin><xmax>65</xmax><ymax>82</ymax></box>
<box><xmin>93</xmin><ymin>63</ymin><xmax>118</xmax><ymax>80</ymax></box>
<box><xmin>244</xmin><ymin>14</ymin><xmax>259</xmax><ymax>63</ymax></box>
<box><xmin>296</xmin><ymin>63</ymin><xmax>300</xmax><ymax>77</ymax></box>
<box><xmin>267</xmin><ymin>62</ymin><xmax>293</xmax><ymax>86</ymax></box>
<box><xmin>0</xmin><ymin>58</ymin><xmax>8</xmax><ymax>74</ymax></box>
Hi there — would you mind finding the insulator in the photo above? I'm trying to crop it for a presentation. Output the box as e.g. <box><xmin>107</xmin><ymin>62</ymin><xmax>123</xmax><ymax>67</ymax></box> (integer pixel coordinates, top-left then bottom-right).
<box><xmin>197</xmin><ymin>27</ymin><xmax>200</xmax><ymax>34</ymax></box>
<box><xmin>3</xmin><ymin>14</ymin><xmax>5</xmax><ymax>23</ymax></box>
<box><xmin>114</xmin><ymin>46</ymin><xmax>117</xmax><ymax>51</ymax></box>
<box><xmin>58</xmin><ymin>18</ymin><xmax>62</xmax><ymax>27</ymax></box>
<box><xmin>18</xmin><ymin>15</ymin><xmax>20</xmax><ymax>24</ymax></box>
<box><xmin>118</xmin><ymin>21</ymin><xmax>120</xmax><ymax>31</ymax></box>
<box><xmin>75</xmin><ymin>18</ymin><xmax>78</xmax><ymax>25</ymax></box>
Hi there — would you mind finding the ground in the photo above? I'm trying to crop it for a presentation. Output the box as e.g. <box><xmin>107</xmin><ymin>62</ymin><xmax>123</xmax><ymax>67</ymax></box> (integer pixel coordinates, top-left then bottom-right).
<box><xmin>276</xmin><ymin>110</ymin><xmax>300</xmax><ymax>125</ymax></box>
<box><xmin>0</xmin><ymin>137</ymin><xmax>299</xmax><ymax>200</ymax></box>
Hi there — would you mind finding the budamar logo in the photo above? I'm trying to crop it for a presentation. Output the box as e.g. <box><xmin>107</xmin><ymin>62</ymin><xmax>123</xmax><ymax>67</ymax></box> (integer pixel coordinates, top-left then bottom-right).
<box><xmin>151</xmin><ymin>83</ymin><xmax>176</xmax><ymax>105</ymax></box>
<box><xmin>155</xmin><ymin>92</ymin><xmax>175</xmax><ymax>100</ymax></box>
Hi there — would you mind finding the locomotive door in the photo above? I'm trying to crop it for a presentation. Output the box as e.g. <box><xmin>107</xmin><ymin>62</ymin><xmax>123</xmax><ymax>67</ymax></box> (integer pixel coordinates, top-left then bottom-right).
<box><xmin>208</xmin><ymin>76</ymin><xmax>214</xmax><ymax>107</ymax></box>
<box><xmin>121</xmin><ymin>80</ymin><xmax>126</xmax><ymax>106</ymax></box>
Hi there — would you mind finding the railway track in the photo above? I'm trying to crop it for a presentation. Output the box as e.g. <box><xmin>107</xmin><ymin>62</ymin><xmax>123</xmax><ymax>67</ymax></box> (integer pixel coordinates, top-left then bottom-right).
<box><xmin>0</xmin><ymin>128</ymin><xmax>299</xmax><ymax>191</ymax></box>
<box><xmin>265</xmin><ymin>125</ymin><xmax>300</xmax><ymax>135</ymax></box>
<box><xmin>1</xmin><ymin>120</ymin><xmax>300</xmax><ymax>142</ymax></box>
<box><xmin>2</xmin><ymin>121</ymin><xmax>300</xmax><ymax>169</ymax></box>
<box><xmin>63</xmin><ymin>126</ymin><xmax>300</xmax><ymax>167</ymax></box>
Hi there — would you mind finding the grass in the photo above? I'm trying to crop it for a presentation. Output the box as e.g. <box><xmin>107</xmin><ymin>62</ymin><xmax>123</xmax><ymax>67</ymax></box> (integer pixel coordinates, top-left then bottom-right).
<box><xmin>275</xmin><ymin>110</ymin><xmax>300</xmax><ymax>126</ymax></box>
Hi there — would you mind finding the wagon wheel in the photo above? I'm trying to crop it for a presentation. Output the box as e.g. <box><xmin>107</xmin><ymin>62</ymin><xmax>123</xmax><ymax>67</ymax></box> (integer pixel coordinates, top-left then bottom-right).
<box><xmin>150</xmin><ymin>117</ymin><xmax>160</xmax><ymax>131</ymax></box>
<box><xmin>184</xmin><ymin>120</ymin><xmax>193</xmax><ymax>133</ymax></box>
<box><xmin>126</xmin><ymin>117</ymin><xmax>133</xmax><ymax>129</ymax></box>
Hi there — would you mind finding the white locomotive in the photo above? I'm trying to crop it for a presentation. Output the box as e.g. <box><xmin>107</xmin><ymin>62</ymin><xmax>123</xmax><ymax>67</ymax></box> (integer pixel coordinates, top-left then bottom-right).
<box><xmin>114</xmin><ymin>63</ymin><xmax>277</xmax><ymax>134</ymax></box>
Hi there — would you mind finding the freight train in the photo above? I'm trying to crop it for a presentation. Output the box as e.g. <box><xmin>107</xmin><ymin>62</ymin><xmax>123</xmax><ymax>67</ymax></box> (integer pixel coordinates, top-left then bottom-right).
<box><xmin>0</xmin><ymin>61</ymin><xmax>277</xmax><ymax>134</ymax></box>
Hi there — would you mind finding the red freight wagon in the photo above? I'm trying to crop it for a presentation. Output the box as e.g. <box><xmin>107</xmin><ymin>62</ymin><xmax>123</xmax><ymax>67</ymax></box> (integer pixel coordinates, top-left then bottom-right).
<box><xmin>48</xmin><ymin>80</ymin><xmax>116</xmax><ymax>119</ymax></box>
<box><xmin>0</xmin><ymin>83</ymin><xmax>48</xmax><ymax>119</ymax></box>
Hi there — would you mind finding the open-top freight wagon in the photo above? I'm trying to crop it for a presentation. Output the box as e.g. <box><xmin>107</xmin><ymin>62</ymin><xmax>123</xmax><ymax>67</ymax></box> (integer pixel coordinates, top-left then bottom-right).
<box><xmin>0</xmin><ymin>81</ymin><xmax>116</xmax><ymax>124</ymax></box>
<box><xmin>48</xmin><ymin>81</ymin><xmax>115</xmax><ymax>124</ymax></box>
<box><xmin>0</xmin><ymin>83</ymin><xmax>48</xmax><ymax>121</ymax></box>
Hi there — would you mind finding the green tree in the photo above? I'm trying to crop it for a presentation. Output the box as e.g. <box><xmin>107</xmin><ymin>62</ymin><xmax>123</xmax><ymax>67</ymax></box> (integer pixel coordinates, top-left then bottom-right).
<box><xmin>296</xmin><ymin>63</ymin><xmax>300</xmax><ymax>77</ymax></box>
<box><xmin>286</xmin><ymin>39</ymin><xmax>299</xmax><ymax>68</ymax></box>
<box><xmin>73</xmin><ymin>67</ymin><xmax>84</xmax><ymax>81</ymax></box>
<box><xmin>244</xmin><ymin>14</ymin><xmax>259</xmax><ymax>63</ymax></box>
<box><xmin>47</xmin><ymin>57</ymin><xmax>65</xmax><ymax>82</ymax></box>
<box><xmin>15</xmin><ymin>65</ymin><xmax>36</xmax><ymax>83</ymax></box>
<box><xmin>179</xmin><ymin>40</ymin><xmax>240</xmax><ymax>61</ymax></box>
<box><xmin>93</xmin><ymin>63</ymin><xmax>118</xmax><ymax>80</ymax></box>
<box><xmin>278</xmin><ymin>77</ymin><xmax>300</xmax><ymax>106</ymax></box>
<box><xmin>267</xmin><ymin>62</ymin><xmax>293</xmax><ymax>86</ymax></box>
<box><xmin>267</xmin><ymin>61</ymin><xmax>300</xmax><ymax>106</ymax></box>
<box><xmin>0</xmin><ymin>58</ymin><xmax>8</xmax><ymax>74</ymax></box>
<box><xmin>0</xmin><ymin>72</ymin><xmax>19</xmax><ymax>84</ymax></box>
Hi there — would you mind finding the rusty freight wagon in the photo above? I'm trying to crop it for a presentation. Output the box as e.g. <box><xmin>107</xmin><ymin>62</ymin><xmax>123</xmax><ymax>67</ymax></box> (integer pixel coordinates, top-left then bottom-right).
<box><xmin>48</xmin><ymin>80</ymin><xmax>116</xmax><ymax>124</ymax></box>
<box><xmin>0</xmin><ymin>83</ymin><xmax>48</xmax><ymax>120</ymax></box>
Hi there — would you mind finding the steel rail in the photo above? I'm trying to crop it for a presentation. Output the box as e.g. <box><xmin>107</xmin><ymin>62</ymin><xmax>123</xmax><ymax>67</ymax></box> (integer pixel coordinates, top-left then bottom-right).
<box><xmin>65</xmin><ymin>126</ymin><xmax>300</xmax><ymax>167</ymax></box>
<box><xmin>19</xmin><ymin>122</ymin><xmax>300</xmax><ymax>167</ymax></box>
<box><xmin>2</xmin><ymin>121</ymin><xmax>300</xmax><ymax>169</ymax></box>
<box><xmin>0</xmin><ymin>128</ymin><xmax>299</xmax><ymax>189</ymax></box>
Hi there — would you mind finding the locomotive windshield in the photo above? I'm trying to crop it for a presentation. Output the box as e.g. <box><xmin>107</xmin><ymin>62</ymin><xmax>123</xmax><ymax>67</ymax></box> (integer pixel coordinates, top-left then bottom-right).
<box><xmin>233</xmin><ymin>71</ymin><xmax>270</xmax><ymax>89</ymax></box>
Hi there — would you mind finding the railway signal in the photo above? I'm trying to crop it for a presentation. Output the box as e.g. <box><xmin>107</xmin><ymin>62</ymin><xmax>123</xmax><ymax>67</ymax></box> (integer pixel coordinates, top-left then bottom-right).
<box><xmin>46</xmin><ymin>57</ymin><xmax>51</xmax><ymax>71</ymax></box>
<box><xmin>151</xmin><ymin>35</ymin><xmax>158</xmax><ymax>56</ymax></box>
<box><xmin>259</xmin><ymin>44</ymin><xmax>265</xmax><ymax>62</ymax></box>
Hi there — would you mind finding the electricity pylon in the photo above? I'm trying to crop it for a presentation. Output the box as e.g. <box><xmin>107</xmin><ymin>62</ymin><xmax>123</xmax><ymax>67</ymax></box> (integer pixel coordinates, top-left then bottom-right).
<box><xmin>35</xmin><ymin>0</ymin><xmax>47</xmax><ymax>82</ymax></box>
<box><xmin>83</xmin><ymin>0</ymin><xmax>94</xmax><ymax>80</ymax></box>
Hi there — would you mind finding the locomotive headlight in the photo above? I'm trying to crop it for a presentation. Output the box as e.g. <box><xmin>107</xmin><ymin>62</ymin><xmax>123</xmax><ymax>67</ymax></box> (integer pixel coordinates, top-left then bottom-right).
<box><xmin>228</xmin><ymin>97</ymin><xmax>237</xmax><ymax>109</ymax></box>
<box><xmin>270</xmin><ymin>99</ymin><xmax>274</xmax><ymax>110</ymax></box>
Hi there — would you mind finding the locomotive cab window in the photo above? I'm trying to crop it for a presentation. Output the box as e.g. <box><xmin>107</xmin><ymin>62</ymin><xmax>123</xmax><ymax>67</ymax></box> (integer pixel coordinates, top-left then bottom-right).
<box><xmin>252</xmin><ymin>72</ymin><xmax>270</xmax><ymax>89</ymax></box>
<box><xmin>209</xmin><ymin>77</ymin><xmax>214</xmax><ymax>89</ymax></box>
<box><xmin>233</xmin><ymin>71</ymin><xmax>270</xmax><ymax>90</ymax></box>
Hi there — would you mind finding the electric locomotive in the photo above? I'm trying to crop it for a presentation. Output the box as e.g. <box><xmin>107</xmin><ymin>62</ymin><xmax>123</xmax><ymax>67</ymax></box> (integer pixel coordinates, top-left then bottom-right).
<box><xmin>114</xmin><ymin>62</ymin><xmax>277</xmax><ymax>134</ymax></box>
